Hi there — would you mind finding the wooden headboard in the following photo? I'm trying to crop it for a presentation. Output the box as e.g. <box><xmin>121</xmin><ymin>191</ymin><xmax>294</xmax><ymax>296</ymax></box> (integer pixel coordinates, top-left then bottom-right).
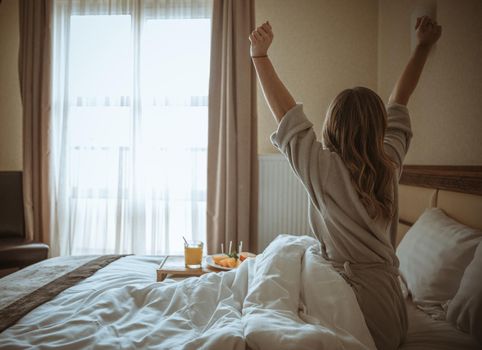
<box><xmin>396</xmin><ymin>165</ymin><xmax>482</xmax><ymax>246</ymax></box>
<box><xmin>400</xmin><ymin>165</ymin><xmax>482</xmax><ymax>196</ymax></box>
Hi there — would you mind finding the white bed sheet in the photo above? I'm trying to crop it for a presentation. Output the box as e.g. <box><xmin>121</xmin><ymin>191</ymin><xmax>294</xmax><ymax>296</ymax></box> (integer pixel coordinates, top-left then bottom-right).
<box><xmin>0</xmin><ymin>235</ymin><xmax>376</xmax><ymax>350</ymax></box>
<box><xmin>400</xmin><ymin>299</ymin><xmax>479</xmax><ymax>350</ymax></box>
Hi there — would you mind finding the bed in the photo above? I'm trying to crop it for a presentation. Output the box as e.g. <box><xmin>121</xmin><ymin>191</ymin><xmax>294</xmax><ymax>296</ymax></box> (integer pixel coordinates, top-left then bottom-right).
<box><xmin>0</xmin><ymin>165</ymin><xmax>481</xmax><ymax>349</ymax></box>
<box><xmin>396</xmin><ymin>165</ymin><xmax>482</xmax><ymax>350</ymax></box>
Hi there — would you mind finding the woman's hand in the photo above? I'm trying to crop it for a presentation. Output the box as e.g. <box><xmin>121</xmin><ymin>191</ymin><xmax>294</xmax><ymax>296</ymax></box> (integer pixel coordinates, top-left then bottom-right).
<box><xmin>389</xmin><ymin>16</ymin><xmax>441</xmax><ymax>105</ymax></box>
<box><xmin>416</xmin><ymin>16</ymin><xmax>442</xmax><ymax>47</ymax></box>
<box><xmin>249</xmin><ymin>21</ymin><xmax>273</xmax><ymax>57</ymax></box>
<box><xmin>249</xmin><ymin>21</ymin><xmax>295</xmax><ymax>122</ymax></box>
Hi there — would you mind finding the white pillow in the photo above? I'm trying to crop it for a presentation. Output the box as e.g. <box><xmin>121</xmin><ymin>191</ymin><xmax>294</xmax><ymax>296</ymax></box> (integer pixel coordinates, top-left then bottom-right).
<box><xmin>447</xmin><ymin>241</ymin><xmax>482</xmax><ymax>344</ymax></box>
<box><xmin>396</xmin><ymin>208</ymin><xmax>482</xmax><ymax>307</ymax></box>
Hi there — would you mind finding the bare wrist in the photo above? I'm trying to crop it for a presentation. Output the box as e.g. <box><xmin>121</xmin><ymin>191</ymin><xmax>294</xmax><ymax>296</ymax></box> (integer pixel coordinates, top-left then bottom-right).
<box><xmin>415</xmin><ymin>42</ymin><xmax>433</xmax><ymax>51</ymax></box>
<box><xmin>251</xmin><ymin>55</ymin><xmax>268</xmax><ymax>59</ymax></box>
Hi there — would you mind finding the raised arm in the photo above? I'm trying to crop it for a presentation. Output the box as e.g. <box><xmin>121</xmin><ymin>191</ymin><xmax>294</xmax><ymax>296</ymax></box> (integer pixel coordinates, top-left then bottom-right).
<box><xmin>249</xmin><ymin>22</ymin><xmax>296</xmax><ymax>123</ymax></box>
<box><xmin>389</xmin><ymin>16</ymin><xmax>442</xmax><ymax>105</ymax></box>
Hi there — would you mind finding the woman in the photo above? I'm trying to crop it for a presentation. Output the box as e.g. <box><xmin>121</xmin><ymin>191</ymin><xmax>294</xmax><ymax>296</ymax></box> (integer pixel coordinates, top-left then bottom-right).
<box><xmin>249</xmin><ymin>17</ymin><xmax>441</xmax><ymax>350</ymax></box>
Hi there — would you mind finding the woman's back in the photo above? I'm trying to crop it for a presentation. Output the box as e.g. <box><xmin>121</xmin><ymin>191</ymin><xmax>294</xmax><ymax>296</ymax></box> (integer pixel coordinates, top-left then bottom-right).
<box><xmin>270</xmin><ymin>102</ymin><xmax>412</xmax><ymax>349</ymax></box>
<box><xmin>270</xmin><ymin>102</ymin><xmax>411</xmax><ymax>260</ymax></box>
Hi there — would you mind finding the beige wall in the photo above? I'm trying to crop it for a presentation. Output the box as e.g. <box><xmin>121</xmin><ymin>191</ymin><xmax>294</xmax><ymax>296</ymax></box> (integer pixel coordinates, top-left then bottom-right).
<box><xmin>1</xmin><ymin>0</ymin><xmax>481</xmax><ymax>167</ymax></box>
<box><xmin>0</xmin><ymin>0</ymin><xmax>22</xmax><ymax>170</ymax></box>
<box><xmin>256</xmin><ymin>0</ymin><xmax>379</xmax><ymax>154</ymax></box>
<box><xmin>378</xmin><ymin>0</ymin><xmax>482</xmax><ymax>165</ymax></box>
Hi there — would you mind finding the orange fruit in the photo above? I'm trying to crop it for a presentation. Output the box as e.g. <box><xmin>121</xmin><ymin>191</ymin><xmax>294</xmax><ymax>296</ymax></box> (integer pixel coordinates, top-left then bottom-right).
<box><xmin>239</xmin><ymin>252</ymin><xmax>256</xmax><ymax>262</ymax></box>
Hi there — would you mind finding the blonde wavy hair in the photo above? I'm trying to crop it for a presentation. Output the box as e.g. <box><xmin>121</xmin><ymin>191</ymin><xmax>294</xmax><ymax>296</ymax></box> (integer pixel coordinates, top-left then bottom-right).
<box><xmin>322</xmin><ymin>87</ymin><xmax>396</xmax><ymax>220</ymax></box>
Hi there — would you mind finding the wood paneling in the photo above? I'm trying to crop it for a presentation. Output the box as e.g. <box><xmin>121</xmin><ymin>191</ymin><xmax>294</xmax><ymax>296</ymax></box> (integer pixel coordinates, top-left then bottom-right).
<box><xmin>400</xmin><ymin>166</ymin><xmax>482</xmax><ymax>196</ymax></box>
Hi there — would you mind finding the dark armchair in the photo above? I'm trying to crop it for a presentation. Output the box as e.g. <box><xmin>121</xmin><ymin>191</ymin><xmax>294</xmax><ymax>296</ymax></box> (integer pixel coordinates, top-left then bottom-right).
<box><xmin>0</xmin><ymin>171</ymin><xmax>49</xmax><ymax>273</ymax></box>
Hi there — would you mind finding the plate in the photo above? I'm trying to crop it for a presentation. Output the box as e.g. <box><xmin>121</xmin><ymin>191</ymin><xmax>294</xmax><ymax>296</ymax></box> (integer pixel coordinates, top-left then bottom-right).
<box><xmin>205</xmin><ymin>255</ymin><xmax>236</xmax><ymax>271</ymax></box>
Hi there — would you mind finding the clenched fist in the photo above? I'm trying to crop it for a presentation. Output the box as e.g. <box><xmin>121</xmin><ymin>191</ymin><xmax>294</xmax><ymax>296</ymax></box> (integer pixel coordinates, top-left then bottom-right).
<box><xmin>416</xmin><ymin>16</ymin><xmax>442</xmax><ymax>47</ymax></box>
<box><xmin>249</xmin><ymin>21</ymin><xmax>273</xmax><ymax>57</ymax></box>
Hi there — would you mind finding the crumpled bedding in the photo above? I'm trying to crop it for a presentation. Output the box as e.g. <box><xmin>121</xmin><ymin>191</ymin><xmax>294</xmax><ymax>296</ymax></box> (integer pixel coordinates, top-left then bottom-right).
<box><xmin>0</xmin><ymin>234</ymin><xmax>376</xmax><ymax>349</ymax></box>
<box><xmin>399</xmin><ymin>299</ymin><xmax>479</xmax><ymax>350</ymax></box>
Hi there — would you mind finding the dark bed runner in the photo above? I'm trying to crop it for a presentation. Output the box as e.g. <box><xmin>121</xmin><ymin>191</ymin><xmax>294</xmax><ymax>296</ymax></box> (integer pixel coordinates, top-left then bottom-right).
<box><xmin>0</xmin><ymin>254</ymin><xmax>127</xmax><ymax>333</ymax></box>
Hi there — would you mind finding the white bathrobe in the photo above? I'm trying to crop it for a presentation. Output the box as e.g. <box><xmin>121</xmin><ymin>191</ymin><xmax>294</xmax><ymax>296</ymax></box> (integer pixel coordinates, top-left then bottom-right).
<box><xmin>271</xmin><ymin>103</ymin><xmax>413</xmax><ymax>350</ymax></box>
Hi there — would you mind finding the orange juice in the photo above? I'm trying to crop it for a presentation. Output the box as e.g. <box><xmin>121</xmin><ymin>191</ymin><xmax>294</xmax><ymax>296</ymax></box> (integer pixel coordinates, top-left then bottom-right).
<box><xmin>184</xmin><ymin>241</ymin><xmax>203</xmax><ymax>268</ymax></box>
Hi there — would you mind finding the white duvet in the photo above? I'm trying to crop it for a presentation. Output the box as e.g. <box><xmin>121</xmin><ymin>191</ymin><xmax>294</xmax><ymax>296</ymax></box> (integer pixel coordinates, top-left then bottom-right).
<box><xmin>0</xmin><ymin>235</ymin><xmax>376</xmax><ymax>349</ymax></box>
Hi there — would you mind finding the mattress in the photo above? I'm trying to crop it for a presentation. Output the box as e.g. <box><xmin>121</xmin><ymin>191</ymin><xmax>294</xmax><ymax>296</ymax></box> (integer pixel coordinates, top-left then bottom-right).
<box><xmin>401</xmin><ymin>299</ymin><xmax>479</xmax><ymax>350</ymax></box>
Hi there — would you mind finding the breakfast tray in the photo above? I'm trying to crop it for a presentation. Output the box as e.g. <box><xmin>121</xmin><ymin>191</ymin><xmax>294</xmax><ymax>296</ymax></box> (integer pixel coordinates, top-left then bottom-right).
<box><xmin>156</xmin><ymin>255</ymin><xmax>218</xmax><ymax>282</ymax></box>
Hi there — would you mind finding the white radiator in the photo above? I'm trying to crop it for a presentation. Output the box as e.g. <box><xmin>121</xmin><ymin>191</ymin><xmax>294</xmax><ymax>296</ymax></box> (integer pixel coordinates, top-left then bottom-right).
<box><xmin>257</xmin><ymin>154</ymin><xmax>311</xmax><ymax>251</ymax></box>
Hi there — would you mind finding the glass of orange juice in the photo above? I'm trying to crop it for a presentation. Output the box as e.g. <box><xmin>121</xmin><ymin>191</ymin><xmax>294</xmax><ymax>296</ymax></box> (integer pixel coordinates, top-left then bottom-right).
<box><xmin>184</xmin><ymin>241</ymin><xmax>203</xmax><ymax>269</ymax></box>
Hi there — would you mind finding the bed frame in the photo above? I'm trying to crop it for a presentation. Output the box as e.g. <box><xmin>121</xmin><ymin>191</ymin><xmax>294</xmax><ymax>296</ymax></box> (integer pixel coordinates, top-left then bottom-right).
<box><xmin>400</xmin><ymin>166</ymin><xmax>482</xmax><ymax>196</ymax></box>
<box><xmin>396</xmin><ymin>165</ymin><xmax>482</xmax><ymax>246</ymax></box>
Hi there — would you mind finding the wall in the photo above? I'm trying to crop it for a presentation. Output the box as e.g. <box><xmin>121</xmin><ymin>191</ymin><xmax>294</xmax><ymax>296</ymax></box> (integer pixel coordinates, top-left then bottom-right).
<box><xmin>255</xmin><ymin>0</ymin><xmax>379</xmax><ymax>154</ymax></box>
<box><xmin>378</xmin><ymin>0</ymin><xmax>482</xmax><ymax>165</ymax></box>
<box><xmin>0</xmin><ymin>0</ymin><xmax>22</xmax><ymax>170</ymax></box>
<box><xmin>1</xmin><ymin>0</ymin><xmax>481</xmax><ymax>167</ymax></box>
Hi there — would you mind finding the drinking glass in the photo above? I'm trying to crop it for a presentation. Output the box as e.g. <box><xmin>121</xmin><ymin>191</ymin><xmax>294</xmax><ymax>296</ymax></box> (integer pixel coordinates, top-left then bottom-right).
<box><xmin>184</xmin><ymin>241</ymin><xmax>203</xmax><ymax>269</ymax></box>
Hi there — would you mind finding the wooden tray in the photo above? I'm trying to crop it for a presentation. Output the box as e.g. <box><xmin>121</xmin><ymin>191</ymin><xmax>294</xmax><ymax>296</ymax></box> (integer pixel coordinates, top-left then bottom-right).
<box><xmin>156</xmin><ymin>255</ymin><xmax>221</xmax><ymax>282</ymax></box>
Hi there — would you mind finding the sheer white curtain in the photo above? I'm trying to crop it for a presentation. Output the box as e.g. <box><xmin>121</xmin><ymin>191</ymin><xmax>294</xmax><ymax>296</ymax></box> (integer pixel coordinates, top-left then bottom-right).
<box><xmin>50</xmin><ymin>0</ymin><xmax>212</xmax><ymax>256</ymax></box>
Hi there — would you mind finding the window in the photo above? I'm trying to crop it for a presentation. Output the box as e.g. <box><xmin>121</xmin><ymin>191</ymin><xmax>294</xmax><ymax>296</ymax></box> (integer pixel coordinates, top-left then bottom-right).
<box><xmin>51</xmin><ymin>0</ymin><xmax>212</xmax><ymax>256</ymax></box>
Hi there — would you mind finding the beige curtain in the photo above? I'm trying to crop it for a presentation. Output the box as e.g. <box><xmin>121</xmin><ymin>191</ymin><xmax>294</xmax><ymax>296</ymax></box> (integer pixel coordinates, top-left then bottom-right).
<box><xmin>207</xmin><ymin>0</ymin><xmax>258</xmax><ymax>254</ymax></box>
<box><xmin>18</xmin><ymin>0</ymin><xmax>52</xmax><ymax>244</ymax></box>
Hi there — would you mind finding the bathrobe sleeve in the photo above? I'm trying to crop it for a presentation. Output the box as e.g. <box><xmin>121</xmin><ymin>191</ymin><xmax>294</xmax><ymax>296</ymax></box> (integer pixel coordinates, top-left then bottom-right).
<box><xmin>383</xmin><ymin>103</ymin><xmax>413</xmax><ymax>178</ymax></box>
<box><xmin>270</xmin><ymin>104</ymin><xmax>332</xmax><ymax>209</ymax></box>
